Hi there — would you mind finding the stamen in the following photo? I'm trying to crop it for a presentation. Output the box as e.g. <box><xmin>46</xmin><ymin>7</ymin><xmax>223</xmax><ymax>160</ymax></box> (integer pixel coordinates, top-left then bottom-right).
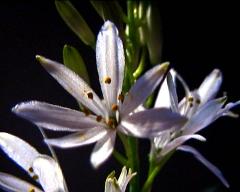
<box><xmin>118</xmin><ymin>93</ymin><xmax>124</xmax><ymax>103</ymax></box>
<box><xmin>104</xmin><ymin>76</ymin><xmax>111</xmax><ymax>84</ymax></box>
<box><xmin>111</xmin><ymin>104</ymin><xmax>118</xmax><ymax>111</ymax></box>
<box><xmin>28</xmin><ymin>167</ymin><xmax>33</xmax><ymax>173</ymax></box>
<box><xmin>87</xmin><ymin>92</ymin><xmax>93</xmax><ymax>99</ymax></box>
<box><xmin>189</xmin><ymin>103</ymin><xmax>193</xmax><ymax>108</ymax></box>
<box><xmin>107</xmin><ymin>119</ymin><xmax>114</xmax><ymax>127</ymax></box>
<box><xmin>188</xmin><ymin>97</ymin><xmax>194</xmax><ymax>102</ymax></box>
<box><xmin>29</xmin><ymin>187</ymin><xmax>35</xmax><ymax>192</ymax></box>
<box><xmin>83</xmin><ymin>108</ymin><xmax>90</xmax><ymax>116</ymax></box>
<box><xmin>196</xmin><ymin>99</ymin><xmax>201</xmax><ymax>104</ymax></box>
<box><xmin>96</xmin><ymin>115</ymin><xmax>102</xmax><ymax>122</ymax></box>
<box><xmin>32</xmin><ymin>175</ymin><xmax>39</xmax><ymax>181</ymax></box>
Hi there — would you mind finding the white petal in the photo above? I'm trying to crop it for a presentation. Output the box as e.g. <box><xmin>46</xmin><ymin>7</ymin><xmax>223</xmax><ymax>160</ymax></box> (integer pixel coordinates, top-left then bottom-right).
<box><xmin>45</xmin><ymin>127</ymin><xmax>107</xmax><ymax>148</ymax></box>
<box><xmin>13</xmin><ymin>101</ymin><xmax>105</xmax><ymax>132</ymax></box>
<box><xmin>152</xmin><ymin>131</ymin><xmax>171</xmax><ymax>149</ymax></box>
<box><xmin>178</xmin><ymin>145</ymin><xmax>229</xmax><ymax>188</ymax></box>
<box><xmin>96</xmin><ymin>21</ymin><xmax>125</xmax><ymax>112</ymax></box>
<box><xmin>36</xmin><ymin>55</ymin><xmax>107</xmax><ymax>117</ymax></box>
<box><xmin>198</xmin><ymin>69</ymin><xmax>222</xmax><ymax>104</ymax></box>
<box><xmin>104</xmin><ymin>177</ymin><xmax>121</xmax><ymax>192</ymax></box>
<box><xmin>0</xmin><ymin>132</ymin><xmax>39</xmax><ymax>174</ymax></box>
<box><xmin>118</xmin><ymin>167</ymin><xmax>136</xmax><ymax>192</ymax></box>
<box><xmin>160</xmin><ymin>134</ymin><xmax>206</xmax><ymax>156</ymax></box>
<box><xmin>0</xmin><ymin>172</ymin><xmax>42</xmax><ymax>192</ymax></box>
<box><xmin>32</xmin><ymin>155</ymin><xmax>65</xmax><ymax>192</ymax></box>
<box><xmin>120</xmin><ymin>108</ymin><xmax>187</xmax><ymax>138</ymax></box>
<box><xmin>183</xmin><ymin>97</ymin><xmax>226</xmax><ymax>135</ymax></box>
<box><xmin>121</xmin><ymin>62</ymin><xmax>169</xmax><ymax>117</ymax></box>
<box><xmin>91</xmin><ymin>131</ymin><xmax>116</xmax><ymax>168</ymax></box>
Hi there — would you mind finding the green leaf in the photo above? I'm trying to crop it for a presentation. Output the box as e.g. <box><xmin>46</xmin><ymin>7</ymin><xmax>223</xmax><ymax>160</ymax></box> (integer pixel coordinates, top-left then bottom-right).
<box><xmin>63</xmin><ymin>45</ymin><xmax>90</xmax><ymax>84</ymax></box>
<box><xmin>55</xmin><ymin>0</ymin><xmax>95</xmax><ymax>48</ymax></box>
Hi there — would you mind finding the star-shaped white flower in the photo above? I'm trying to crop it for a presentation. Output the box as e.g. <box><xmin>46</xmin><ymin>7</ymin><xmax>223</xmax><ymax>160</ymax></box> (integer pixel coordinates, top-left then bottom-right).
<box><xmin>152</xmin><ymin>69</ymin><xmax>240</xmax><ymax>187</ymax></box>
<box><xmin>0</xmin><ymin>132</ymin><xmax>66</xmax><ymax>192</ymax></box>
<box><xmin>12</xmin><ymin>21</ymin><xmax>186</xmax><ymax>168</ymax></box>
<box><xmin>104</xmin><ymin>166</ymin><xmax>136</xmax><ymax>192</ymax></box>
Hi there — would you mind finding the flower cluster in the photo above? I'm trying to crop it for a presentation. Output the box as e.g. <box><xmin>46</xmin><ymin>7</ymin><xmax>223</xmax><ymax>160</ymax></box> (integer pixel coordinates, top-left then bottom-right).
<box><xmin>0</xmin><ymin>1</ymin><xmax>239</xmax><ymax>192</ymax></box>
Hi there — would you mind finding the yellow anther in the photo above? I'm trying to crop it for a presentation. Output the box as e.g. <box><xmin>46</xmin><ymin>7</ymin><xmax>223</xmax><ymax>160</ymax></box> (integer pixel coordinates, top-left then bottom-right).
<box><xmin>83</xmin><ymin>108</ymin><xmax>90</xmax><ymax>116</ymax></box>
<box><xmin>96</xmin><ymin>115</ymin><xmax>102</xmax><ymax>122</ymax></box>
<box><xmin>28</xmin><ymin>167</ymin><xmax>33</xmax><ymax>173</ymax></box>
<box><xmin>188</xmin><ymin>97</ymin><xmax>194</xmax><ymax>102</ymax></box>
<box><xmin>104</xmin><ymin>76</ymin><xmax>111</xmax><ymax>84</ymax></box>
<box><xmin>87</xmin><ymin>92</ymin><xmax>93</xmax><ymax>99</ymax></box>
<box><xmin>118</xmin><ymin>93</ymin><xmax>124</xmax><ymax>103</ymax></box>
<box><xmin>29</xmin><ymin>187</ymin><xmax>35</xmax><ymax>192</ymax></box>
<box><xmin>111</xmin><ymin>104</ymin><xmax>118</xmax><ymax>111</ymax></box>
<box><xmin>32</xmin><ymin>175</ymin><xmax>39</xmax><ymax>181</ymax></box>
<box><xmin>196</xmin><ymin>99</ymin><xmax>201</xmax><ymax>104</ymax></box>
<box><xmin>107</xmin><ymin>119</ymin><xmax>114</xmax><ymax>127</ymax></box>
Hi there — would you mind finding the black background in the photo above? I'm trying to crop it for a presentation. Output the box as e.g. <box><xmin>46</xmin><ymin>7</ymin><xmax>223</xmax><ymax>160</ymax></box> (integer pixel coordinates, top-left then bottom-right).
<box><xmin>0</xmin><ymin>1</ymin><xmax>239</xmax><ymax>192</ymax></box>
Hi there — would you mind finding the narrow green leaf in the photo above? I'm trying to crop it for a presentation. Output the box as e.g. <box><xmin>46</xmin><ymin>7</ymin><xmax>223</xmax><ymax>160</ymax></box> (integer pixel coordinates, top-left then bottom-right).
<box><xmin>55</xmin><ymin>0</ymin><xmax>95</xmax><ymax>48</ymax></box>
<box><xmin>63</xmin><ymin>45</ymin><xmax>90</xmax><ymax>84</ymax></box>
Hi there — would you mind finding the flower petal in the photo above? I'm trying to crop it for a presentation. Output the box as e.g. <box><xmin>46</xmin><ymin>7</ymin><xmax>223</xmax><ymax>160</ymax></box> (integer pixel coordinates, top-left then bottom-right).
<box><xmin>45</xmin><ymin>127</ymin><xmax>107</xmax><ymax>148</ymax></box>
<box><xmin>96</xmin><ymin>21</ymin><xmax>125</xmax><ymax>113</ymax></box>
<box><xmin>160</xmin><ymin>134</ymin><xmax>206</xmax><ymax>156</ymax></box>
<box><xmin>0</xmin><ymin>172</ymin><xmax>42</xmax><ymax>192</ymax></box>
<box><xmin>178</xmin><ymin>145</ymin><xmax>229</xmax><ymax>188</ymax></box>
<box><xmin>121</xmin><ymin>62</ymin><xmax>169</xmax><ymax>117</ymax></box>
<box><xmin>120</xmin><ymin>108</ymin><xmax>187</xmax><ymax>138</ymax></box>
<box><xmin>118</xmin><ymin>167</ymin><xmax>136</xmax><ymax>192</ymax></box>
<box><xmin>36</xmin><ymin>55</ymin><xmax>107</xmax><ymax>117</ymax></box>
<box><xmin>32</xmin><ymin>155</ymin><xmax>65</xmax><ymax>192</ymax></box>
<box><xmin>183</xmin><ymin>97</ymin><xmax>226</xmax><ymax>135</ymax></box>
<box><xmin>90</xmin><ymin>131</ymin><xmax>116</xmax><ymax>168</ymax></box>
<box><xmin>197</xmin><ymin>69</ymin><xmax>222</xmax><ymax>104</ymax></box>
<box><xmin>0</xmin><ymin>132</ymin><xmax>39</xmax><ymax>174</ymax></box>
<box><xmin>12</xmin><ymin>101</ymin><xmax>105</xmax><ymax>132</ymax></box>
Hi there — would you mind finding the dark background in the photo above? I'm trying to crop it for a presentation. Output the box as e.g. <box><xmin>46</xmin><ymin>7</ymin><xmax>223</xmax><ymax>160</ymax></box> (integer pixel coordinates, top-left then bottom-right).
<box><xmin>0</xmin><ymin>1</ymin><xmax>239</xmax><ymax>192</ymax></box>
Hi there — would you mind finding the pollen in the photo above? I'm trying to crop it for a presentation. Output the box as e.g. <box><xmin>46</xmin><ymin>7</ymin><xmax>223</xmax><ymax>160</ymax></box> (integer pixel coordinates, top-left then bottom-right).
<box><xmin>28</xmin><ymin>167</ymin><xmax>33</xmax><ymax>173</ymax></box>
<box><xmin>83</xmin><ymin>108</ymin><xmax>90</xmax><ymax>116</ymax></box>
<box><xmin>188</xmin><ymin>97</ymin><xmax>194</xmax><ymax>102</ymax></box>
<box><xmin>29</xmin><ymin>187</ymin><xmax>35</xmax><ymax>192</ymax></box>
<box><xmin>32</xmin><ymin>174</ymin><xmax>39</xmax><ymax>181</ymax></box>
<box><xmin>96</xmin><ymin>115</ymin><xmax>102</xmax><ymax>122</ymax></box>
<box><xmin>104</xmin><ymin>76</ymin><xmax>111</xmax><ymax>84</ymax></box>
<box><xmin>118</xmin><ymin>93</ymin><xmax>124</xmax><ymax>103</ymax></box>
<box><xmin>111</xmin><ymin>104</ymin><xmax>118</xmax><ymax>111</ymax></box>
<box><xmin>87</xmin><ymin>92</ymin><xmax>93</xmax><ymax>99</ymax></box>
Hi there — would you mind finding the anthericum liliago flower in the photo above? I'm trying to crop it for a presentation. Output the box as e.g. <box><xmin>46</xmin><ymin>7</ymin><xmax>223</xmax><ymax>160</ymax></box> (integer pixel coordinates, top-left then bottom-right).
<box><xmin>12</xmin><ymin>21</ymin><xmax>186</xmax><ymax>168</ymax></box>
<box><xmin>0</xmin><ymin>132</ymin><xmax>67</xmax><ymax>192</ymax></box>
<box><xmin>104</xmin><ymin>166</ymin><xmax>136</xmax><ymax>192</ymax></box>
<box><xmin>151</xmin><ymin>69</ymin><xmax>240</xmax><ymax>187</ymax></box>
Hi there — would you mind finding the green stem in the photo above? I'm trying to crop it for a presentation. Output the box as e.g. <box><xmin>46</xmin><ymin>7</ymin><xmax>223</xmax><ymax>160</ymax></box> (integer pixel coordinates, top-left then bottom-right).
<box><xmin>113</xmin><ymin>150</ymin><xmax>128</xmax><ymax>166</ymax></box>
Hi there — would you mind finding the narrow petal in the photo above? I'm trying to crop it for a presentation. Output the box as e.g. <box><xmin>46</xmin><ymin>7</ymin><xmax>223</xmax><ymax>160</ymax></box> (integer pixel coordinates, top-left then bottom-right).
<box><xmin>118</xmin><ymin>167</ymin><xmax>136</xmax><ymax>192</ymax></box>
<box><xmin>120</xmin><ymin>108</ymin><xmax>187</xmax><ymax>138</ymax></box>
<box><xmin>160</xmin><ymin>134</ymin><xmax>206</xmax><ymax>156</ymax></box>
<box><xmin>198</xmin><ymin>69</ymin><xmax>222</xmax><ymax>104</ymax></box>
<box><xmin>178</xmin><ymin>145</ymin><xmax>229</xmax><ymax>188</ymax></box>
<box><xmin>96</xmin><ymin>21</ymin><xmax>125</xmax><ymax>112</ymax></box>
<box><xmin>104</xmin><ymin>177</ymin><xmax>120</xmax><ymax>192</ymax></box>
<box><xmin>13</xmin><ymin>101</ymin><xmax>105</xmax><ymax>132</ymax></box>
<box><xmin>91</xmin><ymin>131</ymin><xmax>116</xmax><ymax>168</ymax></box>
<box><xmin>183</xmin><ymin>97</ymin><xmax>226</xmax><ymax>135</ymax></box>
<box><xmin>45</xmin><ymin>127</ymin><xmax>107</xmax><ymax>148</ymax></box>
<box><xmin>121</xmin><ymin>62</ymin><xmax>169</xmax><ymax>117</ymax></box>
<box><xmin>0</xmin><ymin>132</ymin><xmax>39</xmax><ymax>174</ymax></box>
<box><xmin>0</xmin><ymin>172</ymin><xmax>42</xmax><ymax>192</ymax></box>
<box><xmin>32</xmin><ymin>155</ymin><xmax>65</xmax><ymax>192</ymax></box>
<box><xmin>36</xmin><ymin>55</ymin><xmax>107</xmax><ymax>117</ymax></box>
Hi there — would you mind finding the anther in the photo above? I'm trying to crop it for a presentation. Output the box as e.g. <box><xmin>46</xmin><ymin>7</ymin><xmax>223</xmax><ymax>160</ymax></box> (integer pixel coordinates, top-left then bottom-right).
<box><xmin>188</xmin><ymin>97</ymin><xmax>194</xmax><ymax>102</ymax></box>
<box><xmin>28</xmin><ymin>167</ymin><xmax>33</xmax><ymax>173</ymax></box>
<box><xmin>107</xmin><ymin>119</ymin><xmax>114</xmax><ymax>127</ymax></box>
<box><xmin>96</xmin><ymin>115</ymin><xmax>102</xmax><ymax>122</ymax></box>
<box><xmin>83</xmin><ymin>108</ymin><xmax>90</xmax><ymax>116</ymax></box>
<box><xmin>189</xmin><ymin>103</ymin><xmax>193</xmax><ymax>108</ymax></box>
<box><xmin>32</xmin><ymin>175</ymin><xmax>39</xmax><ymax>181</ymax></box>
<box><xmin>87</xmin><ymin>92</ymin><xmax>93</xmax><ymax>99</ymax></box>
<box><xmin>104</xmin><ymin>76</ymin><xmax>111</xmax><ymax>84</ymax></box>
<box><xmin>111</xmin><ymin>104</ymin><xmax>118</xmax><ymax>111</ymax></box>
<box><xmin>196</xmin><ymin>99</ymin><xmax>201</xmax><ymax>104</ymax></box>
<box><xmin>29</xmin><ymin>187</ymin><xmax>35</xmax><ymax>192</ymax></box>
<box><xmin>118</xmin><ymin>93</ymin><xmax>124</xmax><ymax>103</ymax></box>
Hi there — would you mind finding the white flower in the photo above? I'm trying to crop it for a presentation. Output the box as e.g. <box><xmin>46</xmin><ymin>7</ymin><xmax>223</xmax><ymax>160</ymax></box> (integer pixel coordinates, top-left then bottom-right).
<box><xmin>0</xmin><ymin>132</ymin><xmax>66</xmax><ymax>192</ymax></box>
<box><xmin>152</xmin><ymin>69</ymin><xmax>240</xmax><ymax>187</ymax></box>
<box><xmin>12</xmin><ymin>21</ymin><xmax>186</xmax><ymax>168</ymax></box>
<box><xmin>104</xmin><ymin>167</ymin><xmax>136</xmax><ymax>192</ymax></box>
